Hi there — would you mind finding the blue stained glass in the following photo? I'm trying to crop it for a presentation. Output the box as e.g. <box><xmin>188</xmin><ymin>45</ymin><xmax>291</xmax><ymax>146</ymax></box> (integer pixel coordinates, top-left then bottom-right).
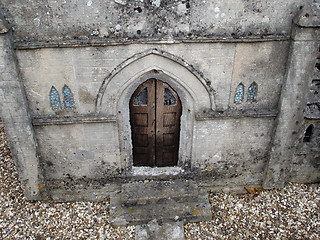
<box><xmin>134</xmin><ymin>87</ymin><xmax>148</xmax><ymax>106</ymax></box>
<box><xmin>164</xmin><ymin>88</ymin><xmax>176</xmax><ymax>106</ymax></box>
<box><xmin>63</xmin><ymin>85</ymin><xmax>75</xmax><ymax>109</ymax></box>
<box><xmin>50</xmin><ymin>86</ymin><xmax>61</xmax><ymax>110</ymax></box>
<box><xmin>234</xmin><ymin>83</ymin><xmax>244</xmax><ymax>104</ymax></box>
<box><xmin>248</xmin><ymin>82</ymin><xmax>257</xmax><ymax>102</ymax></box>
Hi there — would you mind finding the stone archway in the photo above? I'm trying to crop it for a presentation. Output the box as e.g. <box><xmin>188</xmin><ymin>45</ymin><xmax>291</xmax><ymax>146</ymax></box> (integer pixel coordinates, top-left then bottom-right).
<box><xmin>97</xmin><ymin>49</ymin><xmax>213</xmax><ymax>173</ymax></box>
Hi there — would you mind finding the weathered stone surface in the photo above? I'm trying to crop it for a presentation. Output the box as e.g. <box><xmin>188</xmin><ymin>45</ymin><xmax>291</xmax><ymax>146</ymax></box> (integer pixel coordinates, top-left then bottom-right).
<box><xmin>294</xmin><ymin>3</ymin><xmax>320</xmax><ymax>27</ymax></box>
<box><xmin>34</xmin><ymin>122</ymin><xmax>121</xmax><ymax>180</ymax></box>
<box><xmin>304</xmin><ymin>57</ymin><xmax>320</xmax><ymax>120</ymax></box>
<box><xmin>110</xmin><ymin>180</ymin><xmax>212</xmax><ymax>226</ymax></box>
<box><xmin>290</xmin><ymin>153</ymin><xmax>320</xmax><ymax>184</ymax></box>
<box><xmin>14</xmin><ymin>42</ymin><xmax>287</xmax><ymax>189</ymax></box>
<box><xmin>0</xmin><ymin>18</ymin><xmax>9</xmax><ymax>34</ymax></box>
<box><xmin>0</xmin><ymin>1</ymin><xmax>320</xmax><ymax>201</ymax></box>
<box><xmin>263</xmin><ymin>19</ymin><xmax>320</xmax><ymax>189</ymax></box>
<box><xmin>121</xmin><ymin>180</ymin><xmax>199</xmax><ymax>206</ymax></box>
<box><xmin>0</xmin><ymin>0</ymin><xmax>304</xmax><ymax>44</ymax></box>
<box><xmin>135</xmin><ymin>220</ymin><xmax>185</xmax><ymax>240</ymax></box>
<box><xmin>0</xmin><ymin>32</ymin><xmax>43</xmax><ymax>200</ymax></box>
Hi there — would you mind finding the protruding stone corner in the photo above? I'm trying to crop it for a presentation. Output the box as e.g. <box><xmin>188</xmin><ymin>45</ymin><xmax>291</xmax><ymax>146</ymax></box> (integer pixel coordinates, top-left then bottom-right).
<box><xmin>262</xmin><ymin>174</ymin><xmax>285</xmax><ymax>190</ymax></box>
<box><xmin>21</xmin><ymin>184</ymin><xmax>41</xmax><ymax>201</ymax></box>
<box><xmin>293</xmin><ymin>3</ymin><xmax>320</xmax><ymax>28</ymax></box>
<box><xmin>262</xmin><ymin>163</ymin><xmax>286</xmax><ymax>190</ymax></box>
<box><xmin>19</xmin><ymin>175</ymin><xmax>49</xmax><ymax>201</ymax></box>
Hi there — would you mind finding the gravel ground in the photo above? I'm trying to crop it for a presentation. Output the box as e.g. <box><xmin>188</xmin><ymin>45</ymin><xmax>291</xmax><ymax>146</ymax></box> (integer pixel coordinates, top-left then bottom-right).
<box><xmin>0</xmin><ymin>126</ymin><xmax>319</xmax><ymax>239</ymax></box>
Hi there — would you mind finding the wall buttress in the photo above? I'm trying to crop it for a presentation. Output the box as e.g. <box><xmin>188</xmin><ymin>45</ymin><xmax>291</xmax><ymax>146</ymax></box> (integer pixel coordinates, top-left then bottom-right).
<box><xmin>263</xmin><ymin>4</ymin><xmax>320</xmax><ymax>189</ymax></box>
<box><xmin>0</xmin><ymin>16</ymin><xmax>45</xmax><ymax>200</ymax></box>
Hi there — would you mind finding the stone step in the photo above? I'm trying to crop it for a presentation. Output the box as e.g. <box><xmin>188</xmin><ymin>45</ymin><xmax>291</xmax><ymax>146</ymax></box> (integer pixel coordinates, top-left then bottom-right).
<box><xmin>121</xmin><ymin>180</ymin><xmax>199</xmax><ymax>206</ymax></box>
<box><xmin>110</xmin><ymin>180</ymin><xmax>212</xmax><ymax>226</ymax></box>
<box><xmin>135</xmin><ymin>220</ymin><xmax>185</xmax><ymax>240</ymax></box>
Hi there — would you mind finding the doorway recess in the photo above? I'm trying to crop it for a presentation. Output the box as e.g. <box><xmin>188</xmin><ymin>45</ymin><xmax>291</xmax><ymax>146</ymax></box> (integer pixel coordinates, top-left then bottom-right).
<box><xmin>130</xmin><ymin>79</ymin><xmax>182</xmax><ymax>167</ymax></box>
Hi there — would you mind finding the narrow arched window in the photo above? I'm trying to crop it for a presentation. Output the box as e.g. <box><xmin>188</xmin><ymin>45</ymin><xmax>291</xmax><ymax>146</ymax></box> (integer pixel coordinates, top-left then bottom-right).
<box><xmin>247</xmin><ymin>82</ymin><xmax>257</xmax><ymax>102</ymax></box>
<box><xmin>63</xmin><ymin>85</ymin><xmax>75</xmax><ymax>109</ymax></box>
<box><xmin>50</xmin><ymin>86</ymin><xmax>61</xmax><ymax>110</ymax></box>
<box><xmin>133</xmin><ymin>87</ymin><xmax>148</xmax><ymax>106</ymax></box>
<box><xmin>303</xmin><ymin>124</ymin><xmax>314</xmax><ymax>142</ymax></box>
<box><xmin>234</xmin><ymin>83</ymin><xmax>244</xmax><ymax>104</ymax></box>
<box><xmin>164</xmin><ymin>88</ymin><xmax>177</xmax><ymax>106</ymax></box>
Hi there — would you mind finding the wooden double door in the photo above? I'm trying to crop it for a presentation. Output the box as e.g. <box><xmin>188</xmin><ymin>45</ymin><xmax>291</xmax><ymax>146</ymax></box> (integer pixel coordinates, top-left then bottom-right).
<box><xmin>130</xmin><ymin>79</ymin><xmax>182</xmax><ymax>167</ymax></box>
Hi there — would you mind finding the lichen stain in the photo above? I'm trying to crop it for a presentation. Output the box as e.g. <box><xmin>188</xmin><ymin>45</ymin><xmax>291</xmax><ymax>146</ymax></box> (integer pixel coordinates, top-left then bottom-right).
<box><xmin>127</xmin><ymin>207</ymin><xmax>134</xmax><ymax>213</ymax></box>
<box><xmin>205</xmin><ymin>166</ymin><xmax>213</xmax><ymax>172</ymax></box>
<box><xmin>192</xmin><ymin>208</ymin><xmax>204</xmax><ymax>216</ymax></box>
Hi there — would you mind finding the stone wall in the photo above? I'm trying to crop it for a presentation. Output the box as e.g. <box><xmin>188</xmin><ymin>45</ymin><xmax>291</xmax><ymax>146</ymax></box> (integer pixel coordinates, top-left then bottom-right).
<box><xmin>16</xmin><ymin>41</ymin><xmax>289</xmax><ymax>116</ymax></box>
<box><xmin>0</xmin><ymin>0</ymin><xmax>306</xmax><ymax>44</ymax></box>
<box><xmin>0</xmin><ymin>1</ymin><xmax>319</xmax><ymax>200</ymax></box>
<box><xmin>289</xmin><ymin>36</ymin><xmax>320</xmax><ymax>184</ymax></box>
<box><xmin>14</xmin><ymin>41</ymin><xmax>288</xmax><ymax>189</ymax></box>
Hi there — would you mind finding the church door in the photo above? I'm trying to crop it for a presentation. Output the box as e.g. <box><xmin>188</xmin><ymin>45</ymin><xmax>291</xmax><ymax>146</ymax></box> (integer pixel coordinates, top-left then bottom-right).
<box><xmin>130</xmin><ymin>79</ymin><xmax>182</xmax><ymax>167</ymax></box>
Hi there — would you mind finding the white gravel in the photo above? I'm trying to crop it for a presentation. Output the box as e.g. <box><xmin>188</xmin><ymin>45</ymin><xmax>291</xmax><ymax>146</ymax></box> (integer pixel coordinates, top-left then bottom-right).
<box><xmin>1</xmin><ymin>126</ymin><xmax>319</xmax><ymax>239</ymax></box>
<box><xmin>186</xmin><ymin>184</ymin><xmax>320</xmax><ymax>239</ymax></box>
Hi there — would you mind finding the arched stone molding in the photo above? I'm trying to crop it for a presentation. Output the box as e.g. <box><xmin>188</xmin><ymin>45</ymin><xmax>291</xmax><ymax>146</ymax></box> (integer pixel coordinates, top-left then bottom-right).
<box><xmin>96</xmin><ymin>49</ymin><xmax>215</xmax><ymax>114</ymax></box>
<box><xmin>97</xmin><ymin>50</ymin><xmax>213</xmax><ymax>172</ymax></box>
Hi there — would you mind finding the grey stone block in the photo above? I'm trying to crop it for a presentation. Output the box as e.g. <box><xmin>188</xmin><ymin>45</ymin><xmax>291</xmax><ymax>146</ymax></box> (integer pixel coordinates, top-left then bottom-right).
<box><xmin>135</xmin><ymin>220</ymin><xmax>185</xmax><ymax>240</ymax></box>
<box><xmin>121</xmin><ymin>180</ymin><xmax>199</xmax><ymax>206</ymax></box>
<box><xmin>110</xmin><ymin>180</ymin><xmax>212</xmax><ymax>226</ymax></box>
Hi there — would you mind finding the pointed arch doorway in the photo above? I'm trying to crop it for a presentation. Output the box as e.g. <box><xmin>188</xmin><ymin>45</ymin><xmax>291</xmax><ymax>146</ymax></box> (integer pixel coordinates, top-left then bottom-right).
<box><xmin>130</xmin><ymin>79</ymin><xmax>182</xmax><ymax>167</ymax></box>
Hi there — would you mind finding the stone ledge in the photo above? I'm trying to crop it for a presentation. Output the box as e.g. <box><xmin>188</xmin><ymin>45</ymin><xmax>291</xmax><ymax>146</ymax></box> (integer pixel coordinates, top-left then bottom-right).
<box><xmin>304</xmin><ymin>115</ymin><xmax>320</xmax><ymax>120</ymax></box>
<box><xmin>32</xmin><ymin>114</ymin><xmax>117</xmax><ymax>126</ymax></box>
<box><xmin>295</xmin><ymin>147</ymin><xmax>320</xmax><ymax>155</ymax></box>
<box><xmin>14</xmin><ymin>35</ymin><xmax>290</xmax><ymax>50</ymax></box>
<box><xmin>196</xmin><ymin>108</ymin><xmax>278</xmax><ymax>120</ymax></box>
<box><xmin>131</xmin><ymin>166</ymin><xmax>184</xmax><ymax>177</ymax></box>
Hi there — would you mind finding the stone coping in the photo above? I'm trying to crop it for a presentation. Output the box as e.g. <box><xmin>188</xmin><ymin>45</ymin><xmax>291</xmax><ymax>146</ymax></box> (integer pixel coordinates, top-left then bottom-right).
<box><xmin>14</xmin><ymin>35</ymin><xmax>290</xmax><ymax>50</ymax></box>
